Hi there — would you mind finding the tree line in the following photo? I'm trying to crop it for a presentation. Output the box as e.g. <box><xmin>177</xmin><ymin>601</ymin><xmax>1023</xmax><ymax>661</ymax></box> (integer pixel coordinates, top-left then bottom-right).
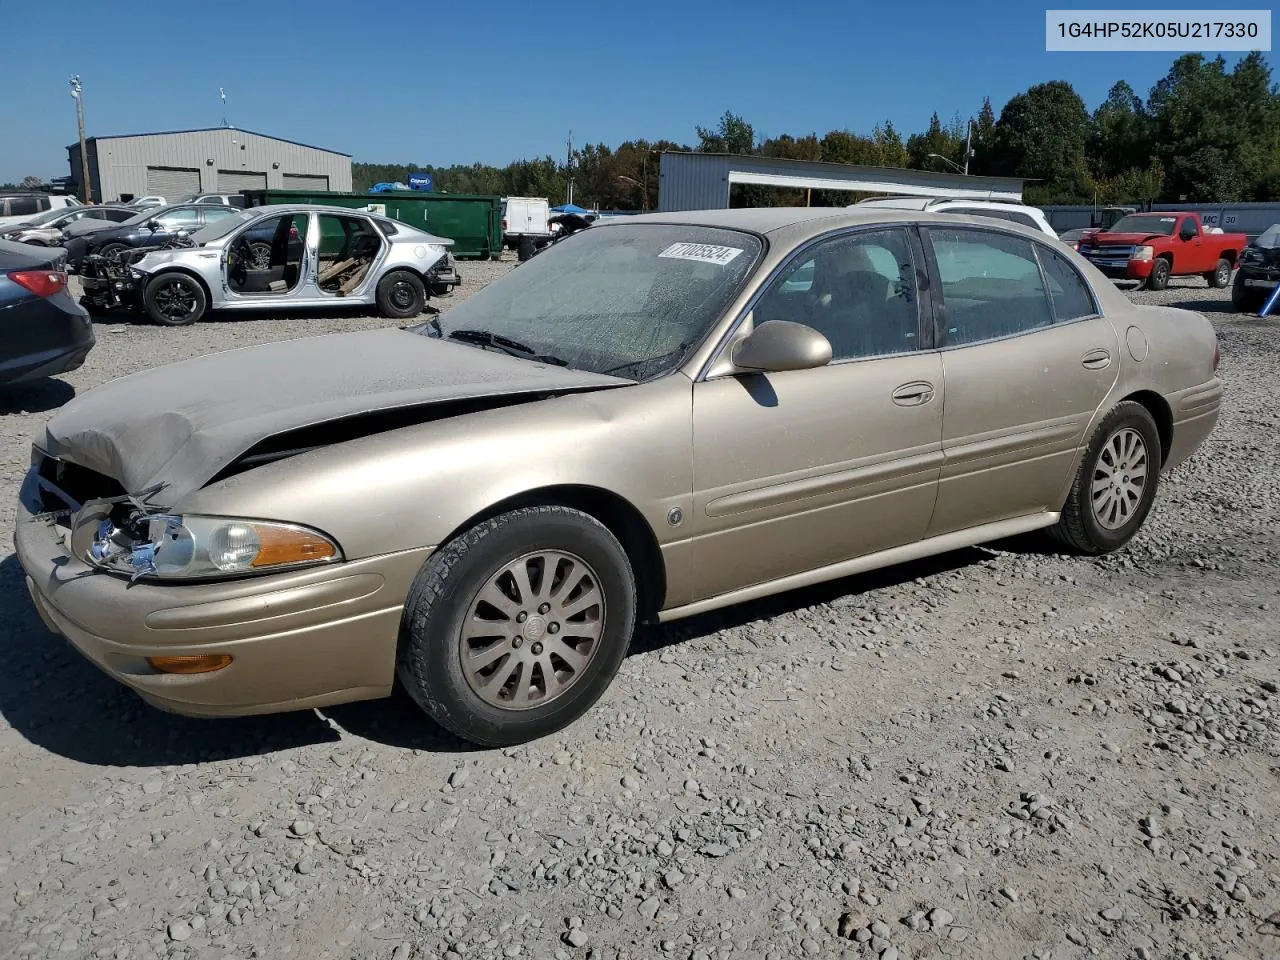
<box><xmin>352</xmin><ymin>52</ymin><xmax>1275</xmax><ymax>209</ymax></box>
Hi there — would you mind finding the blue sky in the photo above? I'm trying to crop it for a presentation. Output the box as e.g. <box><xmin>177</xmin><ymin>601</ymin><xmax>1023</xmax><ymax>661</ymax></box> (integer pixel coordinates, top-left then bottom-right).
<box><xmin>1</xmin><ymin>0</ymin><xmax>1270</xmax><ymax>183</ymax></box>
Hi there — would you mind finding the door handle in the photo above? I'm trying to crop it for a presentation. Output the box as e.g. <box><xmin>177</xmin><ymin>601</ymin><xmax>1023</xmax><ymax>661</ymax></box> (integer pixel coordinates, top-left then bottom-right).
<box><xmin>892</xmin><ymin>381</ymin><xmax>935</xmax><ymax>406</ymax></box>
<box><xmin>1081</xmin><ymin>348</ymin><xmax>1112</xmax><ymax>370</ymax></box>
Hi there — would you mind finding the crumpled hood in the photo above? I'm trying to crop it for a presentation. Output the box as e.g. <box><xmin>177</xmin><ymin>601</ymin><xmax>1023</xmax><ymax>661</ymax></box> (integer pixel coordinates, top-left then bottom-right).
<box><xmin>1083</xmin><ymin>231</ymin><xmax>1165</xmax><ymax>246</ymax></box>
<box><xmin>38</xmin><ymin>327</ymin><xmax>627</xmax><ymax>498</ymax></box>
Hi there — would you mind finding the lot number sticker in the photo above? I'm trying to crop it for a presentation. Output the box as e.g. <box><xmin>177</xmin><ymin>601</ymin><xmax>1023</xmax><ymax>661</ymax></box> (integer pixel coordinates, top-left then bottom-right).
<box><xmin>659</xmin><ymin>242</ymin><xmax>744</xmax><ymax>266</ymax></box>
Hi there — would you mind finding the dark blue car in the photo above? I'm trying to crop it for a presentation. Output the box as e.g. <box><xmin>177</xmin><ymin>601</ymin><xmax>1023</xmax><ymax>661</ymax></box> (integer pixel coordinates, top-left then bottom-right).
<box><xmin>0</xmin><ymin>240</ymin><xmax>95</xmax><ymax>386</ymax></box>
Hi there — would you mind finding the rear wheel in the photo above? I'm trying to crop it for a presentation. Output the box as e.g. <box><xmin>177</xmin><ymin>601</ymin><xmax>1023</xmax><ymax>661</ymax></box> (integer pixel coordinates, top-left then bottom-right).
<box><xmin>1146</xmin><ymin>257</ymin><xmax>1172</xmax><ymax>291</ymax></box>
<box><xmin>143</xmin><ymin>273</ymin><xmax>207</xmax><ymax>326</ymax></box>
<box><xmin>375</xmin><ymin>270</ymin><xmax>426</xmax><ymax>320</ymax></box>
<box><xmin>1051</xmin><ymin>401</ymin><xmax>1161</xmax><ymax>555</ymax></box>
<box><xmin>97</xmin><ymin>242</ymin><xmax>129</xmax><ymax>260</ymax></box>
<box><xmin>397</xmin><ymin>506</ymin><xmax>637</xmax><ymax>746</ymax></box>
<box><xmin>1206</xmin><ymin>258</ymin><xmax>1232</xmax><ymax>288</ymax></box>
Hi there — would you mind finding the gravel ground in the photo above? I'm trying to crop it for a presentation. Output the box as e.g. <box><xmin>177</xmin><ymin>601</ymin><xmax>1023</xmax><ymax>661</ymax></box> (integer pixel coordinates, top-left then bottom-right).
<box><xmin>1</xmin><ymin>271</ymin><xmax>1278</xmax><ymax>960</ymax></box>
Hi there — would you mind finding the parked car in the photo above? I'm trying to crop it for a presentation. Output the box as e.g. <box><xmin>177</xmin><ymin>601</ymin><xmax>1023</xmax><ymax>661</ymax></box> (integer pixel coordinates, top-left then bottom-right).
<box><xmin>501</xmin><ymin>197</ymin><xmax>551</xmax><ymax>249</ymax></box>
<box><xmin>852</xmin><ymin>196</ymin><xmax>1058</xmax><ymax>238</ymax></box>
<box><xmin>181</xmin><ymin>193</ymin><xmax>248</xmax><ymax>209</ymax></box>
<box><xmin>1076</xmin><ymin>212</ymin><xmax>1246</xmax><ymax>290</ymax></box>
<box><xmin>1232</xmin><ymin>223</ymin><xmax>1280</xmax><ymax>313</ymax></box>
<box><xmin>0</xmin><ymin>205</ymin><xmax>136</xmax><ymax>245</ymax></box>
<box><xmin>125</xmin><ymin>196</ymin><xmax>167</xmax><ymax>210</ymax></box>
<box><xmin>81</xmin><ymin>204</ymin><xmax>459</xmax><ymax>324</ymax></box>
<box><xmin>14</xmin><ymin>208</ymin><xmax>1221</xmax><ymax>745</ymax></box>
<box><xmin>1058</xmin><ymin>227</ymin><xmax>1090</xmax><ymax>250</ymax></box>
<box><xmin>0</xmin><ymin>239</ymin><xmax>94</xmax><ymax>386</ymax></box>
<box><xmin>0</xmin><ymin>193</ymin><xmax>83</xmax><ymax>230</ymax></box>
<box><xmin>65</xmin><ymin>203</ymin><xmax>245</xmax><ymax>271</ymax></box>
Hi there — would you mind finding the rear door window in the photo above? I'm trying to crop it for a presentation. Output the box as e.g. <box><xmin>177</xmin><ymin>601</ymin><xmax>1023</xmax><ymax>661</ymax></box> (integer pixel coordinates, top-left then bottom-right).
<box><xmin>1037</xmin><ymin>246</ymin><xmax>1097</xmax><ymax>321</ymax></box>
<box><xmin>927</xmin><ymin>228</ymin><xmax>1053</xmax><ymax>346</ymax></box>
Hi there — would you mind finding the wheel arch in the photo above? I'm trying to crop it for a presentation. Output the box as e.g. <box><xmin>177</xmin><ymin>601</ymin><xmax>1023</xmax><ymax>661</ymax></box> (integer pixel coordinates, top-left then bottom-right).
<box><xmin>1118</xmin><ymin>389</ymin><xmax>1173</xmax><ymax>466</ymax></box>
<box><xmin>144</xmin><ymin>266</ymin><xmax>214</xmax><ymax>304</ymax></box>
<box><xmin>438</xmin><ymin>484</ymin><xmax>668</xmax><ymax>621</ymax></box>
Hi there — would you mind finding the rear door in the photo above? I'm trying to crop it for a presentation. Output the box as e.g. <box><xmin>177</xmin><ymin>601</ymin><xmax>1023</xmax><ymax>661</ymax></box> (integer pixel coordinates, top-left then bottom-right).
<box><xmin>921</xmin><ymin>226</ymin><xmax>1119</xmax><ymax>537</ymax></box>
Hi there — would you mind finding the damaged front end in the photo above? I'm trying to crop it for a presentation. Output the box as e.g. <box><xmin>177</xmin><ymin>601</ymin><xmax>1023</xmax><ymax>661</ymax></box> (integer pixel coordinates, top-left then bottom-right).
<box><xmin>79</xmin><ymin>237</ymin><xmax>195</xmax><ymax>314</ymax></box>
<box><xmin>27</xmin><ymin>450</ymin><xmax>342</xmax><ymax>585</ymax></box>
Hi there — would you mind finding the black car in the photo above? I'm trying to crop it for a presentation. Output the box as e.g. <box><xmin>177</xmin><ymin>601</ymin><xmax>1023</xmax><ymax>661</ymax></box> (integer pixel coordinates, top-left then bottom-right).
<box><xmin>0</xmin><ymin>240</ymin><xmax>95</xmax><ymax>386</ymax></box>
<box><xmin>1233</xmin><ymin>224</ymin><xmax>1280</xmax><ymax>314</ymax></box>
<box><xmin>64</xmin><ymin>203</ymin><xmax>246</xmax><ymax>270</ymax></box>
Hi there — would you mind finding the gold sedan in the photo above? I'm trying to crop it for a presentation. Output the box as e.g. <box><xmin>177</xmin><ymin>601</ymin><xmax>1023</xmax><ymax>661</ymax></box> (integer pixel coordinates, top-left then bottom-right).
<box><xmin>16</xmin><ymin>208</ymin><xmax>1222</xmax><ymax>745</ymax></box>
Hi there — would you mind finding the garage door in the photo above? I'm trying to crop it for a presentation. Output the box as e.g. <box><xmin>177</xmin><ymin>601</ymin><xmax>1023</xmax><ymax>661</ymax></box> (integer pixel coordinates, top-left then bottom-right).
<box><xmin>218</xmin><ymin>170</ymin><xmax>268</xmax><ymax>192</ymax></box>
<box><xmin>145</xmin><ymin>166</ymin><xmax>200</xmax><ymax>200</ymax></box>
<box><xmin>283</xmin><ymin>173</ymin><xmax>330</xmax><ymax>191</ymax></box>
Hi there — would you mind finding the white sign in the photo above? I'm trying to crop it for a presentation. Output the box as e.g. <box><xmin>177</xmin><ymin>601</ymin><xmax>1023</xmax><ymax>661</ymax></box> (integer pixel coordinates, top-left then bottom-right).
<box><xmin>659</xmin><ymin>242</ymin><xmax>744</xmax><ymax>266</ymax></box>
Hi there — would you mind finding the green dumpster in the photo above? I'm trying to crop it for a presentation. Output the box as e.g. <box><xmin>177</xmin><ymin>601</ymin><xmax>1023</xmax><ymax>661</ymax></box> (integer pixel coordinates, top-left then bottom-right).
<box><xmin>240</xmin><ymin>190</ymin><xmax>503</xmax><ymax>260</ymax></box>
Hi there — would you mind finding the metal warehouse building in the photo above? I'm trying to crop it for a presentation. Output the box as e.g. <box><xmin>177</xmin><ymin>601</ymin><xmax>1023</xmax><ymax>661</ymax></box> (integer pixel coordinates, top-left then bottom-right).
<box><xmin>67</xmin><ymin>127</ymin><xmax>351</xmax><ymax>203</ymax></box>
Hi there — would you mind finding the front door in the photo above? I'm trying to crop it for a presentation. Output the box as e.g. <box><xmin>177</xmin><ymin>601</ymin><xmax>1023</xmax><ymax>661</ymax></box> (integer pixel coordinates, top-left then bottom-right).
<box><xmin>689</xmin><ymin>227</ymin><xmax>944</xmax><ymax>602</ymax></box>
<box><xmin>223</xmin><ymin>213</ymin><xmax>314</xmax><ymax>301</ymax></box>
<box><xmin>920</xmin><ymin>226</ymin><xmax>1121</xmax><ymax>537</ymax></box>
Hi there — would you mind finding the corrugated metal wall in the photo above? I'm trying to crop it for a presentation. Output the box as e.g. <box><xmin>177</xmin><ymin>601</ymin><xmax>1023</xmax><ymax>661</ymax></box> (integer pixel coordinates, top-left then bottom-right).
<box><xmin>75</xmin><ymin>129</ymin><xmax>351</xmax><ymax>203</ymax></box>
<box><xmin>657</xmin><ymin>153</ymin><xmax>1026</xmax><ymax>212</ymax></box>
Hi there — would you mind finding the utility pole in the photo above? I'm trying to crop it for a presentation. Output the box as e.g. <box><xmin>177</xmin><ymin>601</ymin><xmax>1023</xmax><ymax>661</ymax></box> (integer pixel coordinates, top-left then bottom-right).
<box><xmin>69</xmin><ymin>75</ymin><xmax>92</xmax><ymax>203</ymax></box>
<box><xmin>565</xmin><ymin>129</ymin><xmax>575</xmax><ymax>206</ymax></box>
<box><xmin>963</xmin><ymin>118</ymin><xmax>973</xmax><ymax>176</ymax></box>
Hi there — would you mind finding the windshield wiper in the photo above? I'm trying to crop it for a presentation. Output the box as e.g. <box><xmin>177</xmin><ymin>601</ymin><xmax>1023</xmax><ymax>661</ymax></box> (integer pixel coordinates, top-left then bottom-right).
<box><xmin>446</xmin><ymin>328</ymin><xmax>570</xmax><ymax>366</ymax></box>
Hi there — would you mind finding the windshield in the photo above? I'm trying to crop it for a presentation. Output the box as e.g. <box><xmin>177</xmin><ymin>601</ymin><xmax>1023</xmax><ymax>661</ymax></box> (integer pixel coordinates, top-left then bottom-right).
<box><xmin>22</xmin><ymin>207</ymin><xmax>74</xmax><ymax>227</ymax></box>
<box><xmin>413</xmin><ymin>223</ymin><xmax>763</xmax><ymax>380</ymax></box>
<box><xmin>190</xmin><ymin>211</ymin><xmax>255</xmax><ymax>244</ymax></box>
<box><xmin>1109</xmin><ymin>214</ymin><xmax>1177</xmax><ymax>236</ymax></box>
<box><xmin>1255</xmin><ymin>224</ymin><xmax>1280</xmax><ymax>249</ymax></box>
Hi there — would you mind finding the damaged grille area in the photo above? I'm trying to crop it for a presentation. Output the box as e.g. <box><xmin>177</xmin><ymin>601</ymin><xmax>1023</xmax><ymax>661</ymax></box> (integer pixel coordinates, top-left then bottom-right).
<box><xmin>207</xmin><ymin>393</ymin><xmax>558</xmax><ymax>485</ymax></box>
<box><xmin>33</xmin><ymin>452</ymin><xmax>126</xmax><ymax>514</ymax></box>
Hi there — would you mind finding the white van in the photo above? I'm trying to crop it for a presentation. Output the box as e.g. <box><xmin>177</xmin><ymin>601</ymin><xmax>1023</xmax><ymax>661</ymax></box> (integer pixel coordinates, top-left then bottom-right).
<box><xmin>501</xmin><ymin>197</ymin><xmax>551</xmax><ymax>248</ymax></box>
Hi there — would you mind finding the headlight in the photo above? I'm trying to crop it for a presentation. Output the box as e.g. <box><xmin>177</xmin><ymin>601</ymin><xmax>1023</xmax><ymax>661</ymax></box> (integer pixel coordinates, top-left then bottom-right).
<box><xmin>1133</xmin><ymin>245</ymin><xmax>1155</xmax><ymax>261</ymax></box>
<box><xmin>87</xmin><ymin>513</ymin><xmax>341</xmax><ymax>581</ymax></box>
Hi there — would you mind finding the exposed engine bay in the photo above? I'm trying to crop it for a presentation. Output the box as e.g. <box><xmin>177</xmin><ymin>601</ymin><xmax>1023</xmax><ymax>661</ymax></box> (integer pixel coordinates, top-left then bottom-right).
<box><xmin>78</xmin><ymin>236</ymin><xmax>195</xmax><ymax>314</ymax></box>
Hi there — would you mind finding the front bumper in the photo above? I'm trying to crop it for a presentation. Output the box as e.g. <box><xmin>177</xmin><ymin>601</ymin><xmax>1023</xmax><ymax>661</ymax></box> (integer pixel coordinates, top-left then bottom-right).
<box><xmin>1081</xmin><ymin>256</ymin><xmax>1151</xmax><ymax>281</ymax></box>
<box><xmin>14</xmin><ymin>486</ymin><xmax>433</xmax><ymax>717</ymax></box>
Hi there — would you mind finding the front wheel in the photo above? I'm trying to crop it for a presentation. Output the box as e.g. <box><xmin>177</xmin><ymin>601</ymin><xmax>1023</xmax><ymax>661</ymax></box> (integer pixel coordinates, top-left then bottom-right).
<box><xmin>397</xmin><ymin>506</ymin><xmax>637</xmax><ymax>747</ymax></box>
<box><xmin>1231</xmin><ymin>271</ymin><xmax>1264</xmax><ymax>314</ymax></box>
<box><xmin>375</xmin><ymin>270</ymin><xmax>426</xmax><ymax>320</ymax></box>
<box><xmin>1146</xmin><ymin>257</ymin><xmax>1172</xmax><ymax>291</ymax></box>
<box><xmin>143</xmin><ymin>273</ymin><xmax>207</xmax><ymax>326</ymax></box>
<box><xmin>1051</xmin><ymin>401</ymin><xmax>1161</xmax><ymax>555</ymax></box>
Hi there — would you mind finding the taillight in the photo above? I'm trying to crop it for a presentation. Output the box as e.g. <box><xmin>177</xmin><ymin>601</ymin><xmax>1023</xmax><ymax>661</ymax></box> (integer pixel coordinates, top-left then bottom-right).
<box><xmin>502</xmin><ymin>218</ymin><xmax>508</xmax><ymax>231</ymax></box>
<box><xmin>9</xmin><ymin>269</ymin><xmax>68</xmax><ymax>298</ymax></box>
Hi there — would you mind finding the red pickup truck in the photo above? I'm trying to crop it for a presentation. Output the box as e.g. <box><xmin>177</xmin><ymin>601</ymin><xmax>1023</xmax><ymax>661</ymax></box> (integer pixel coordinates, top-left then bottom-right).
<box><xmin>1076</xmin><ymin>212</ymin><xmax>1246</xmax><ymax>290</ymax></box>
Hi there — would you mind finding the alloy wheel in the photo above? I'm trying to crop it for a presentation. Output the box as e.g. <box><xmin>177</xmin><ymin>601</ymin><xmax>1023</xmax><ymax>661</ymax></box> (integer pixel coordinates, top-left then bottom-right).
<box><xmin>460</xmin><ymin>550</ymin><xmax>606</xmax><ymax>710</ymax></box>
<box><xmin>153</xmin><ymin>281</ymin><xmax>198</xmax><ymax>322</ymax></box>
<box><xmin>1091</xmin><ymin>427</ymin><xmax>1149</xmax><ymax>530</ymax></box>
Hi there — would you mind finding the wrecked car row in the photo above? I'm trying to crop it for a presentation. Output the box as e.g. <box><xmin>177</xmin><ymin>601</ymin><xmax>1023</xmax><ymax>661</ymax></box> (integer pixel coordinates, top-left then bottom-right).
<box><xmin>74</xmin><ymin>203</ymin><xmax>461</xmax><ymax>325</ymax></box>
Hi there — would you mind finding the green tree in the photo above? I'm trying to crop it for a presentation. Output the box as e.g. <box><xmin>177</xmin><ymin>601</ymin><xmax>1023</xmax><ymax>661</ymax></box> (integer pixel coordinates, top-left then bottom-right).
<box><xmin>696</xmin><ymin>111</ymin><xmax>756</xmax><ymax>154</ymax></box>
<box><xmin>1088</xmin><ymin>81</ymin><xmax>1151</xmax><ymax>180</ymax></box>
<box><xmin>990</xmin><ymin>80</ymin><xmax>1091</xmax><ymax>202</ymax></box>
<box><xmin>906</xmin><ymin>111</ymin><xmax>964</xmax><ymax>170</ymax></box>
<box><xmin>872</xmin><ymin>122</ymin><xmax>909</xmax><ymax>167</ymax></box>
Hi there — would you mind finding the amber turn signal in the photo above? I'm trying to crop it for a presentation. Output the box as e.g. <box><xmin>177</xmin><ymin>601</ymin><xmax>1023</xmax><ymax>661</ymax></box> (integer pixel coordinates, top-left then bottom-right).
<box><xmin>147</xmin><ymin>654</ymin><xmax>233</xmax><ymax>675</ymax></box>
<box><xmin>250</xmin><ymin>525</ymin><xmax>338</xmax><ymax>568</ymax></box>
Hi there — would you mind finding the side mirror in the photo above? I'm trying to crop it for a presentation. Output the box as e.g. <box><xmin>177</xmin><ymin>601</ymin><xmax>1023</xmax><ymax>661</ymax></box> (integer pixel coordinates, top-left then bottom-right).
<box><xmin>146</xmin><ymin>220</ymin><xmax>159</xmax><ymax>231</ymax></box>
<box><xmin>732</xmin><ymin>320</ymin><xmax>832</xmax><ymax>373</ymax></box>
<box><xmin>1179</xmin><ymin>226</ymin><xmax>1196</xmax><ymax>241</ymax></box>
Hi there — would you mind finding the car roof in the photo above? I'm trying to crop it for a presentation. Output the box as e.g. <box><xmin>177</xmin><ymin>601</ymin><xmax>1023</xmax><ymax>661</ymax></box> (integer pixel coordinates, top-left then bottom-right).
<box><xmin>594</xmin><ymin>206</ymin><xmax>1056</xmax><ymax>245</ymax></box>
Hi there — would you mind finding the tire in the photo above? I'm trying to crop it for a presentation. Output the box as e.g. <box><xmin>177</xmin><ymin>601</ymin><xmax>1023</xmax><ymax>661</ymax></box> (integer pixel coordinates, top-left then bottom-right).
<box><xmin>1207</xmin><ymin>258</ymin><xmax>1232</xmax><ymax>289</ymax></box>
<box><xmin>397</xmin><ymin>505</ymin><xmax>637</xmax><ymax>747</ymax></box>
<box><xmin>1231</xmin><ymin>271</ymin><xmax>1264</xmax><ymax>314</ymax></box>
<box><xmin>97</xmin><ymin>242</ymin><xmax>129</xmax><ymax>260</ymax></box>
<box><xmin>375</xmin><ymin>270</ymin><xmax>426</xmax><ymax>320</ymax></box>
<box><xmin>1051</xmin><ymin>401</ymin><xmax>1162</xmax><ymax>555</ymax></box>
<box><xmin>143</xmin><ymin>273</ymin><xmax>207</xmax><ymax>326</ymax></box>
<box><xmin>1146</xmin><ymin>257</ymin><xmax>1172</xmax><ymax>291</ymax></box>
<box><xmin>248</xmin><ymin>241</ymin><xmax>272</xmax><ymax>270</ymax></box>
